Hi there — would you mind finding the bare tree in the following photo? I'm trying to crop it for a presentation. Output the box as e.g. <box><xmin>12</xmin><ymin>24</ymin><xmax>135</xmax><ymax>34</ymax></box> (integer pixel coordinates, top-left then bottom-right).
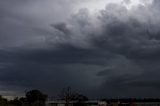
<box><xmin>59</xmin><ymin>87</ymin><xmax>88</xmax><ymax>106</ymax></box>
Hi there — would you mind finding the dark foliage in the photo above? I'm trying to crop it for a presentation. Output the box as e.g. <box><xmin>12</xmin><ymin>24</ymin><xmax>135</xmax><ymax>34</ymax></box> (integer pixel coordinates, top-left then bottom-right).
<box><xmin>0</xmin><ymin>89</ymin><xmax>47</xmax><ymax>106</ymax></box>
<box><xmin>26</xmin><ymin>89</ymin><xmax>47</xmax><ymax>106</ymax></box>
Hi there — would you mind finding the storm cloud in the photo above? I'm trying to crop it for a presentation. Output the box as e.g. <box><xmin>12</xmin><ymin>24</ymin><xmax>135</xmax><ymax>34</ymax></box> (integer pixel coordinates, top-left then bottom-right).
<box><xmin>0</xmin><ymin>0</ymin><xmax>160</xmax><ymax>98</ymax></box>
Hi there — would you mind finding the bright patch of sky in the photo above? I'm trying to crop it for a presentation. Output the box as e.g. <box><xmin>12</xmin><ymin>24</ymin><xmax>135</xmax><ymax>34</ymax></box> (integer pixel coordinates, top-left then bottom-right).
<box><xmin>75</xmin><ymin>0</ymin><xmax>153</xmax><ymax>13</ymax></box>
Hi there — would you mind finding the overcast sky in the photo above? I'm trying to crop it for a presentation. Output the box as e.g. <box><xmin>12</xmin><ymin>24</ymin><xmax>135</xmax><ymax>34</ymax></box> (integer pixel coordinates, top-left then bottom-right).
<box><xmin>1</xmin><ymin>0</ymin><xmax>160</xmax><ymax>98</ymax></box>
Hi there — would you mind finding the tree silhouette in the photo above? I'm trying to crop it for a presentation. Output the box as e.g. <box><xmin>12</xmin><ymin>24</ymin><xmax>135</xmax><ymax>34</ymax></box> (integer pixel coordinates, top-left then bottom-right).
<box><xmin>59</xmin><ymin>87</ymin><xmax>88</xmax><ymax>106</ymax></box>
<box><xmin>26</xmin><ymin>89</ymin><xmax>47</xmax><ymax>106</ymax></box>
<box><xmin>0</xmin><ymin>95</ymin><xmax>8</xmax><ymax>106</ymax></box>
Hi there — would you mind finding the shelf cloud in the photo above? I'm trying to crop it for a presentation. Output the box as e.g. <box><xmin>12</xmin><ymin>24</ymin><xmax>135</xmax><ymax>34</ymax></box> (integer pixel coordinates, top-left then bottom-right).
<box><xmin>0</xmin><ymin>0</ymin><xmax>160</xmax><ymax>98</ymax></box>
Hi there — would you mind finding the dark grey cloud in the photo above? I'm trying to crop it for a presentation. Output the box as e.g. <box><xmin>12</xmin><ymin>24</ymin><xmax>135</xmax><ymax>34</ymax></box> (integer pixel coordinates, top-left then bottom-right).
<box><xmin>0</xmin><ymin>46</ymin><xmax>113</xmax><ymax>96</ymax></box>
<box><xmin>52</xmin><ymin>23</ymin><xmax>71</xmax><ymax>35</ymax></box>
<box><xmin>0</xmin><ymin>0</ymin><xmax>160</xmax><ymax>98</ymax></box>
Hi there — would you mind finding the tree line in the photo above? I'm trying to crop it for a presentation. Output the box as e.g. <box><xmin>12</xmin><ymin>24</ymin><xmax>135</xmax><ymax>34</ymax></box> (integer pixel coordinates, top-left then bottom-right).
<box><xmin>0</xmin><ymin>87</ymin><xmax>89</xmax><ymax>106</ymax></box>
<box><xmin>0</xmin><ymin>89</ymin><xmax>47</xmax><ymax>106</ymax></box>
